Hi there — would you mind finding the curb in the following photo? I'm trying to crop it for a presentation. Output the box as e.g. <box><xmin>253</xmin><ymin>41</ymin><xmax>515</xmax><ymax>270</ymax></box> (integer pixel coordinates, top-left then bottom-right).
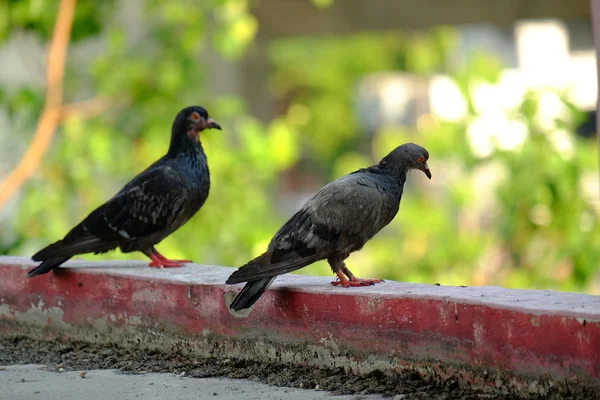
<box><xmin>1</xmin><ymin>256</ymin><xmax>599</xmax><ymax>396</ymax></box>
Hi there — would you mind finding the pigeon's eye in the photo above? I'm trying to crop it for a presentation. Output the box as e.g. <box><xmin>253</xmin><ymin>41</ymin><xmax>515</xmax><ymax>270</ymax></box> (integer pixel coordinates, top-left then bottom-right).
<box><xmin>190</xmin><ymin>112</ymin><xmax>200</xmax><ymax>121</ymax></box>
<box><xmin>416</xmin><ymin>157</ymin><xmax>424</xmax><ymax>163</ymax></box>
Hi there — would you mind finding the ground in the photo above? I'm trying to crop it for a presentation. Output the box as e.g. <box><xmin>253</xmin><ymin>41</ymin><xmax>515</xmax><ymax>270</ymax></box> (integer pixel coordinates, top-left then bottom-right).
<box><xmin>0</xmin><ymin>337</ymin><xmax>535</xmax><ymax>400</ymax></box>
<box><xmin>2</xmin><ymin>364</ymin><xmax>386</xmax><ymax>400</ymax></box>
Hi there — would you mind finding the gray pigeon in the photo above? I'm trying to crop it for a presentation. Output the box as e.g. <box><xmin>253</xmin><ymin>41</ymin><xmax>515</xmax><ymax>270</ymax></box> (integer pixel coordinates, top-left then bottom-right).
<box><xmin>226</xmin><ymin>143</ymin><xmax>431</xmax><ymax>310</ymax></box>
<box><xmin>28</xmin><ymin>106</ymin><xmax>221</xmax><ymax>277</ymax></box>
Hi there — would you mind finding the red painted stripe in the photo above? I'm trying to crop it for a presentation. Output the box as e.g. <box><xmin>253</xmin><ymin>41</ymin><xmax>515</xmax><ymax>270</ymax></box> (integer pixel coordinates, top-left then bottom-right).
<box><xmin>1</xmin><ymin>257</ymin><xmax>598</xmax><ymax>384</ymax></box>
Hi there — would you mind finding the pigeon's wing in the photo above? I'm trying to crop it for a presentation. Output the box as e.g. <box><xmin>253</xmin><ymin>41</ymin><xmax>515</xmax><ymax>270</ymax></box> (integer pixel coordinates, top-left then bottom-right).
<box><xmin>32</xmin><ymin>166</ymin><xmax>188</xmax><ymax>261</ymax></box>
<box><xmin>87</xmin><ymin>165</ymin><xmax>189</xmax><ymax>241</ymax></box>
<box><xmin>227</xmin><ymin>173</ymin><xmax>394</xmax><ymax>283</ymax></box>
<box><xmin>281</xmin><ymin>173</ymin><xmax>395</xmax><ymax>246</ymax></box>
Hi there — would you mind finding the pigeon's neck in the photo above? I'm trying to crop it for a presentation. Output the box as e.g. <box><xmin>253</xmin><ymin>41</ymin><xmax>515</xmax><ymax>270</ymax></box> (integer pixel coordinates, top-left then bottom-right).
<box><xmin>166</xmin><ymin>136</ymin><xmax>209</xmax><ymax>192</ymax></box>
<box><xmin>372</xmin><ymin>159</ymin><xmax>409</xmax><ymax>186</ymax></box>
<box><xmin>167</xmin><ymin>133</ymin><xmax>204</xmax><ymax>158</ymax></box>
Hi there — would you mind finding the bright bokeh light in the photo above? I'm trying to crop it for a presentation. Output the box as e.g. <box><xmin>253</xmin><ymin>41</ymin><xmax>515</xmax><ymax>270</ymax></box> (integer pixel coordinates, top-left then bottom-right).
<box><xmin>515</xmin><ymin>20</ymin><xmax>570</xmax><ymax>89</ymax></box>
<box><xmin>467</xmin><ymin>113</ymin><xmax>528</xmax><ymax>158</ymax></box>
<box><xmin>568</xmin><ymin>50</ymin><xmax>598</xmax><ymax>110</ymax></box>
<box><xmin>429</xmin><ymin>75</ymin><xmax>467</xmax><ymax>121</ymax></box>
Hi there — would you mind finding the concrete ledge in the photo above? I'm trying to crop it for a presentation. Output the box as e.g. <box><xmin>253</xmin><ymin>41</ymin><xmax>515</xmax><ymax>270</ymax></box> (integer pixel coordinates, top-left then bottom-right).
<box><xmin>1</xmin><ymin>256</ymin><xmax>599</xmax><ymax>396</ymax></box>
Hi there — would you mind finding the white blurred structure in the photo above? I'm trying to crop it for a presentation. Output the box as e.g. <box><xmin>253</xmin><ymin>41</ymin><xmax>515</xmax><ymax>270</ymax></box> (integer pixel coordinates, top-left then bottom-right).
<box><xmin>356</xmin><ymin>19</ymin><xmax>597</xmax><ymax>150</ymax></box>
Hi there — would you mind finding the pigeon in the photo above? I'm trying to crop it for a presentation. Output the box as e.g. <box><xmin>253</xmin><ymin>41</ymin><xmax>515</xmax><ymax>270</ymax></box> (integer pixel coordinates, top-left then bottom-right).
<box><xmin>226</xmin><ymin>143</ymin><xmax>431</xmax><ymax>311</ymax></box>
<box><xmin>27</xmin><ymin>105</ymin><xmax>221</xmax><ymax>278</ymax></box>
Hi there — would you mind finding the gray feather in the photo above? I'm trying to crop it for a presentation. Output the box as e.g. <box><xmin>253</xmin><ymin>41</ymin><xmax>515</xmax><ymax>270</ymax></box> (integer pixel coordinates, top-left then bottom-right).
<box><xmin>227</xmin><ymin>143</ymin><xmax>431</xmax><ymax>310</ymax></box>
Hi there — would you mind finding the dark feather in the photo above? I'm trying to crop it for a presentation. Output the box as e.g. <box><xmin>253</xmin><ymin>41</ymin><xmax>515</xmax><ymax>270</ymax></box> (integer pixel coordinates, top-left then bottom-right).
<box><xmin>27</xmin><ymin>257</ymin><xmax>71</xmax><ymax>278</ymax></box>
<box><xmin>93</xmin><ymin>166</ymin><xmax>191</xmax><ymax>242</ymax></box>
<box><xmin>229</xmin><ymin>277</ymin><xmax>275</xmax><ymax>311</ymax></box>
<box><xmin>29</xmin><ymin>166</ymin><xmax>197</xmax><ymax>275</ymax></box>
<box><xmin>31</xmin><ymin>219</ymin><xmax>118</xmax><ymax>261</ymax></box>
<box><xmin>226</xmin><ymin>252</ymin><xmax>325</xmax><ymax>284</ymax></box>
<box><xmin>29</xmin><ymin>106</ymin><xmax>216</xmax><ymax>277</ymax></box>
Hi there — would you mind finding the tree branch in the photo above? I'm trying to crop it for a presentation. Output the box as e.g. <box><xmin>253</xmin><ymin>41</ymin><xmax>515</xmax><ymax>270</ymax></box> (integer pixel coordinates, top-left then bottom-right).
<box><xmin>59</xmin><ymin>96</ymin><xmax>115</xmax><ymax>122</ymax></box>
<box><xmin>592</xmin><ymin>0</ymin><xmax>600</xmax><ymax>201</ymax></box>
<box><xmin>0</xmin><ymin>0</ymin><xmax>77</xmax><ymax>208</ymax></box>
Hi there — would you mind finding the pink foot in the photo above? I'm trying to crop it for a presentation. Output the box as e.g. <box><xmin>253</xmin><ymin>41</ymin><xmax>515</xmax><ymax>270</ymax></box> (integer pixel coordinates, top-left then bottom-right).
<box><xmin>331</xmin><ymin>272</ymin><xmax>384</xmax><ymax>287</ymax></box>
<box><xmin>148</xmin><ymin>252</ymin><xmax>190</xmax><ymax>268</ymax></box>
<box><xmin>331</xmin><ymin>278</ymin><xmax>384</xmax><ymax>287</ymax></box>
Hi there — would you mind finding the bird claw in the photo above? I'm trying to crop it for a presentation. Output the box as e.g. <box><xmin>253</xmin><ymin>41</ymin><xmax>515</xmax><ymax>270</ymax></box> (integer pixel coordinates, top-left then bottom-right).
<box><xmin>148</xmin><ymin>250</ymin><xmax>191</xmax><ymax>268</ymax></box>
<box><xmin>168</xmin><ymin>259</ymin><xmax>192</xmax><ymax>264</ymax></box>
<box><xmin>147</xmin><ymin>259</ymin><xmax>189</xmax><ymax>268</ymax></box>
<box><xmin>331</xmin><ymin>278</ymin><xmax>384</xmax><ymax>287</ymax></box>
<box><xmin>148</xmin><ymin>260</ymin><xmax>185</xmax><ymax>268</ymax></box>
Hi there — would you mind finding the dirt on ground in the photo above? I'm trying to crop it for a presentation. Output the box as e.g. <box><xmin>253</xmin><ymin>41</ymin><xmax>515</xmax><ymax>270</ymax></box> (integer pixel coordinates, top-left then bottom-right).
<box><xmin>0</xmin><ymin>336</ymin><xmax>595</xmax><ymax>400</ymax></box>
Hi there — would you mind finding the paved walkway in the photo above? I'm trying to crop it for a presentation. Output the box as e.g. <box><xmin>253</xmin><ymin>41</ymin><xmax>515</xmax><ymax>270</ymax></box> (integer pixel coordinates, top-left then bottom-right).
<box><xmin>1</xmin><ymin>364</ymin><xmax>382</xmax><ymax>400</ymax></box>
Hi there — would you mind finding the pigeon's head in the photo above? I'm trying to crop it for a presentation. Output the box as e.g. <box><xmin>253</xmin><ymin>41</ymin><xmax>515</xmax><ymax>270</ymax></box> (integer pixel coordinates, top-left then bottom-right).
<box><xmin>382</xmin><ymin>143</ymin><xmax>431</xmax><ymax>179</ymax></box>
<box><xmin>173</xmin><ymin>106</ymin><xmax>221</xmax><ymax>142</ymax></box>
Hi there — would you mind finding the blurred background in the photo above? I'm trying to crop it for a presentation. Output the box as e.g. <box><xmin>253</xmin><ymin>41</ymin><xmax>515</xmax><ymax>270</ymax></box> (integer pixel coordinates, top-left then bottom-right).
<box><xmin>0</xmin><ymin>0</ymin><xmax>599</xmax><ymax>293</ymax></box>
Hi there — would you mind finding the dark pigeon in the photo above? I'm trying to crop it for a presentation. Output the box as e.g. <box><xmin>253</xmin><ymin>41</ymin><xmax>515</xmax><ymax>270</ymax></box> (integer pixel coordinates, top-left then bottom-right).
<box><xmin>226</xmin><ymin>143</ymin><xmax>431</xmax><ymax>311</ymax></box>
<box><xmin>28</xmin><ymin>106</ymin><xmax>221</xmax><ymax>277</ymax></box>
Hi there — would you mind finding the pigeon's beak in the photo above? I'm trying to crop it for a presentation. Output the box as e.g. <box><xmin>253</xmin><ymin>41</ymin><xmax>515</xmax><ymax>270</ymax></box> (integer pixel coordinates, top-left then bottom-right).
<box><xmin>421</xmin><ymin>163</ymin><xmax>432</xmax><ymax>180</ymax></box>
<box><xmin>206</xmin><ymin>118</ymin><xmax>222</xmax><ymax>131</ymax></box>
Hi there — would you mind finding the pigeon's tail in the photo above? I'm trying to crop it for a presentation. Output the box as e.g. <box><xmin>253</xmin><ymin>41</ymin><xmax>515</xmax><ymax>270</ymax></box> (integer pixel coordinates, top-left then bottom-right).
<box><xmin>227</xmin><ymin>252</ymin><xmax>278</xmax><ymax>311</ymax></box>
<box><xmin>229</xmin><ymin>277</ymin><xmax>276</xmax><ymax>311</ymax></box>
<box><xmin>226</xmin><ymin>251</ymin><xmax>325</xmax><ymax>311</ymax></box>
<box><xmin>29</xmin><ymin>223</ymin><xmax>117</xmax><ymax>278</ymax></box>
<box><xmin>226</xmin><ymin>251</ymin><xmax>322</xmax><ymax>284</ymax></box>
<box><xmin>27</xmin><ymin>256</ymin><xmax>72</xmax><ymax>277</ymax></box>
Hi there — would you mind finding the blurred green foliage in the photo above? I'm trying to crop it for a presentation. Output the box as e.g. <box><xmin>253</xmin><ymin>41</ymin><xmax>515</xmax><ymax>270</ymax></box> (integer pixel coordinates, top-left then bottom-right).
<box><xmin>268</xmin><ymin>28</ymin><xmax>600</xmax><ymax>293</ymax></box>
<box><xmin>0</xmin><ymin>0</ymin><xmax>111</xmax><ymax>42</ymax></box>
<box><xmin>2</xmin><ymin>0</ymin><xmax>298</xmax><ymax>269</ymax></box>
<box><xmin>1</xmin><ymin>1</ymin><xmax>598</xmax><ymax>294</ymax></box>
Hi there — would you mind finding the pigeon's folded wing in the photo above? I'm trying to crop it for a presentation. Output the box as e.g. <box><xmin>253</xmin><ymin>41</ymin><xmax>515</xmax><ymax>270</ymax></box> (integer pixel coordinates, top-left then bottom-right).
<box><xmin>297</xmin><ymin>173</ymin><xmax>394</xmax><ymax>246</ymax></box>
<box><xmin>85</xmin><ymin>166</ymin><xmax>189</xmax><ymax>241</ymax></box>
<box><xmin>228</xmin><ymin>174</ymin><xmax>391</xmax><ymax>282</ymax></box>
<box><xmin>32</xmin><ymin>166</ymin><xmax>189</xmax><ymax>261</ymax></box>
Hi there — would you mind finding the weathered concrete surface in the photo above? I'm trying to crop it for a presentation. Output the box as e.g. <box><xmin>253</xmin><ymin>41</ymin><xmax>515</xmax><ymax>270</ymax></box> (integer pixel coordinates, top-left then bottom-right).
<box><xmin>1</xmin><ymin>364</ymin><xmax>381</xmax><ymax>400</ymax></box>
<box><xmin>0</xmin><ymin>335</ymin><xmax>512</xmax><ymax>399</ymax></box>
<box><xmin>1</xmin><ymin>256</ymin><xmax>599</xmax><ymax>398</ymax></box>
